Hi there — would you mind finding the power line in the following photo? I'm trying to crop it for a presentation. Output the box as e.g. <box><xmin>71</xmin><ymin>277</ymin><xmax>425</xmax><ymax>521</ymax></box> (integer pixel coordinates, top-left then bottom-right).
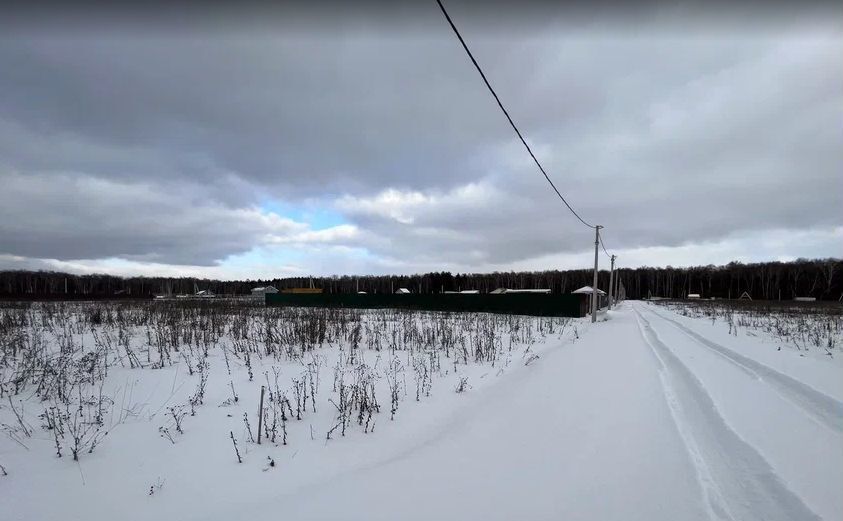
<box><xmin>599</xmin><ymin>234</ymin><xmax>611</xmax><ymax>258</ymax></box>
<box><xmin>434</xmin><ymin>0</ymin><xmax>596</xmax><ymax>229</ymax></box>
<box><xmin>599</xmin><ymin>229</ymin><xmax>619</xmax><ymax>263</ymax></box>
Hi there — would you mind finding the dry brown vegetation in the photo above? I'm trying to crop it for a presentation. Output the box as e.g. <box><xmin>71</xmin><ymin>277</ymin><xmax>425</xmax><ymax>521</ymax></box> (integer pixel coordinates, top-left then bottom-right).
<box><xmin>652</xmin><ymin>299</ymin><xmax>843</xmax><ymax>356</ymax></box>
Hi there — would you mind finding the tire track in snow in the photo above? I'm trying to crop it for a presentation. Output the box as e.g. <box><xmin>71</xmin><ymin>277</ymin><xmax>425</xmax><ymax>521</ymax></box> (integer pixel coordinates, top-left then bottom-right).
<box><xmin>643</xmin><ymin>305</ymin><xmax>843</xmax><ymax>434</ymax></box>
<box><xmin>634</xmin><ymin>308</ymin><xmax>821</xmax><ymax>521</ymax></box>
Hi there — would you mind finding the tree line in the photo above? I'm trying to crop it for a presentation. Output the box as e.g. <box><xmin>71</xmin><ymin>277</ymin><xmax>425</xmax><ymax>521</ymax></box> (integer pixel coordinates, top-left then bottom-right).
<box><xmin>0</xmin><ymin>258</ymin><xmax>840</xmax><ymax>301</ymax></box>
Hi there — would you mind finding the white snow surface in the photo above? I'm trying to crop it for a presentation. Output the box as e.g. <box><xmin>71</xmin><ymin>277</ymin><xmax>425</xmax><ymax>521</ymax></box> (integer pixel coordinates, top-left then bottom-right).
<box><xmin>2</xmin><ymin>302</ymin><xmax>842</xmax><ymax>520</ymax></box>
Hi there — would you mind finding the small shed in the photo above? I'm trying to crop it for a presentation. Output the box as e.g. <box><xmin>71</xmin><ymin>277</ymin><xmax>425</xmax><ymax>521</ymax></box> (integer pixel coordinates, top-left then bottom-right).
<box><xmin>687</xmin><ymin>293</ymin><xmax>701</xmax><ymax>299</ymax></box>
<box><xmin>572</xmin><ymin>286</ymin><xmax>607</xmax><ymax>313</ymax></box>
<box><xmin>195</xmin><ymin>290</ymin><xmax>215</xmax><ymax>298</ymax></box>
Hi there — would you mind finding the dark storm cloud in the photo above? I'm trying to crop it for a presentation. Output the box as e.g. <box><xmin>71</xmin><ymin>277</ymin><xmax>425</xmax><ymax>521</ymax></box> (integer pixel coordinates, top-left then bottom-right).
<box><xmin>334</xmin><ymin>34</ymin><xmax>843</xmax><ymax>265</ymax></box>
<box><xmin>0</xmin><ymin>172</ymin><xmax>305</xmax><ymax>265</ymax></box>
<box><xmin>0</xmin><ymin>1</ymin><xmax>840</xmax><ymax>269</ymax></box>
<box><xmin>0</xmin><ymin>32</ymin><xmax>514</xmax><ymax>200</ymax></box>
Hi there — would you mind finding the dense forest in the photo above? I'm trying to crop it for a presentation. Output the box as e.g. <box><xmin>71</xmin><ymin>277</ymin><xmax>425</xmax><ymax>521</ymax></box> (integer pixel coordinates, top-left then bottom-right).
<box><xmin>1</xmin><ymin>258</ymin><xmax>840</xmax><ymax>301</ymax></box>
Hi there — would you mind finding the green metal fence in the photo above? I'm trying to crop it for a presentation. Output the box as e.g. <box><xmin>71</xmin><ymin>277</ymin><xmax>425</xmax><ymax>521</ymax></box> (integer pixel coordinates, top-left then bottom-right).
<box><xmin>265</xmin><ymin>293</ymin><xmax>588</xmax><ymax>317</ymax></box>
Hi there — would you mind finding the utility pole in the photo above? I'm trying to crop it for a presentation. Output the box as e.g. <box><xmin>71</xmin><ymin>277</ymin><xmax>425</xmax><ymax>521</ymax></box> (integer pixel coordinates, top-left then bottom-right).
<box><xmin>591</xmin><ymin>225</ymin><xmax>602</xmax><ymax>323</ymax></box>
<box><xmin>608</xmin><ymin>254</ymin><xmax>616</xmax><ymax>309</ymax></box>
<box><xmin>614</xmin><ymin>266</ymin><xmax>621</xmax><ymax>305</ymax></box>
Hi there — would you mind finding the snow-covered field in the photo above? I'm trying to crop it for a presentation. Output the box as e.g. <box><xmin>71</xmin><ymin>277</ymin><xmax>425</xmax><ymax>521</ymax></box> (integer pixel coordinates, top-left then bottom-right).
<box><xmin>1</xmin><ymin>300</ymin><xmax>841</xmax><ymax>520</ymax></box>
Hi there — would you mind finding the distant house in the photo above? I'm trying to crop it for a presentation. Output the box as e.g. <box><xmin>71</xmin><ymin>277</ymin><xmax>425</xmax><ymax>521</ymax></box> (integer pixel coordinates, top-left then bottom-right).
<box><xmin>395</xmin><ymin>288</ymin><xmax>411</xmax><ymax>294</ymax></box>
<box><xmin>687</xmin><ymin>293</ymin><xmax>701</xmax><ymax>299</ymax></box>
<box><xmin>195</xmin><ymin>289</ymin><xmax>215</xmax><ymax>298</ymax></box>
<box><xmin>251</xmin><ymin>286</ymin><xmax>278</xmax><ymax>298</ymax></box>
<box><xmin>572</xmin><ymin>286</ymin><xmax>605</xmax><ymax>296</ymax></box>
<box><xmin>489</xmin><ymin>288</ymin><xmax>551</xmax><ymax>295</ymax></box>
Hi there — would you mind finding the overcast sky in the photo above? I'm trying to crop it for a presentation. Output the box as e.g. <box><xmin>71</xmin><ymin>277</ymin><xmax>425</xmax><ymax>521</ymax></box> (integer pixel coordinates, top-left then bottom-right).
<box><xmin>1</xmin><ymin>2</ymin><xmax>841</xmax><ymax>279</ymax></box>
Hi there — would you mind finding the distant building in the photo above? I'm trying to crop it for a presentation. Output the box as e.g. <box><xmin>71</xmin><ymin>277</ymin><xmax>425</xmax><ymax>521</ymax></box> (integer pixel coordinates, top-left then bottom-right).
<box><xmin>793</xmin><ymin>297</ymin><xmax>816</xmax><ymax>302</ymax></box>
<box><xmin>195</xmin><ymin>290</ymin><xmax>215</xmax><ymax>298</ymax></box>
<box><xmin>687</xmin><ymin>293</ymin><xmax>701</xmax><ymax>299</ymax></box>
<box><xmin>489</xmin><ymin>288</ymin><xmax>551</xmax><ymax>294</ymax></box>
<box><xmin>395</xmin><ymin>288</ymin><xmax>411</xmax><ymax>294</ymax></box>
<box><xmin>251</xmin><ymin>286</ymin><xmax>278</xmax><ymax>298</ymax></box>
<box><xmin>572</xmin><ymin>286</ymin><xmax>607</xmax><ymax>312</ymax></box>
<box><xmin>572</xmin><ymin>286</ymin><xmax>605</xmax><ymax>296</ymax></box>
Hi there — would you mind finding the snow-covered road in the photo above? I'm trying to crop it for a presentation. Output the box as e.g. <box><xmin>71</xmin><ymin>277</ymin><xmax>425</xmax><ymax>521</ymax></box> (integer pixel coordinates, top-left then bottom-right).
<box><xmin>229</xmin><ymin>302</ymin><xmax>843</xmax><ymax>521</ymax></box>
<box><xmin>634</xmin><ymin>306</ymin><xmax>833</xmax><ymax>521</ymax></box>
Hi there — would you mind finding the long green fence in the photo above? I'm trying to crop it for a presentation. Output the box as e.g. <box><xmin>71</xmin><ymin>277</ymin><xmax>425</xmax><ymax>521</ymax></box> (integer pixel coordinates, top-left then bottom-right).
<box><xmin>265</xmin><ymin>293</ymin><xmax>588</xmax><ymax>317</ymax></box>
